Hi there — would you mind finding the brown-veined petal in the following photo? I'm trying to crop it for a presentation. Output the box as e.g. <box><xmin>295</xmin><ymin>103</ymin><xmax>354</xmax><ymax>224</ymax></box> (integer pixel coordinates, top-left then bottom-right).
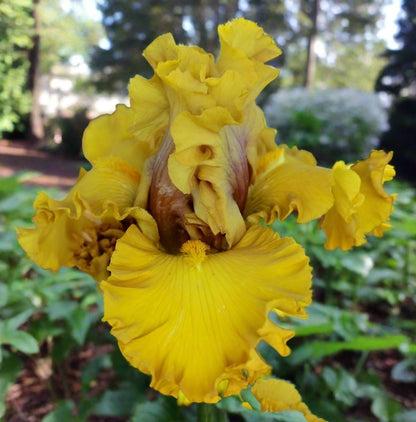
<box><xmin>168</xmin><ymin>107</ymin><xmax>247</xmax><ymax>248</ymax></box>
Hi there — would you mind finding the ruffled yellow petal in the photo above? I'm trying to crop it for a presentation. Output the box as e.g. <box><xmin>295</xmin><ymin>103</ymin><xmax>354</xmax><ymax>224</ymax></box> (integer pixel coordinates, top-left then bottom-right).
<box><xmin>245</xmin><ymin>146</ymin><xmax>334</xmax><ymax>224</ymax></box>
<box><xmin>351</xmin><ymin>150</ymin><xmax>396</xmax><ymax>234</ymax></box>
<box><xmin>17</xmin><ymin>159</ymin><xmax>157</xmax><ymax>280</ymax></box>
<box><xmin>252</xmin><ymin>378</ymin><xmax>326</xmax><ymax>422</ymax></box>
<box><xmin>101</xmin><ymin>224</ymin><xmax>312</xmax><ymax>403</ymax></box>
<box><xmin>142</xmin><ymin>33</ymin><xmax>178</xmax><ymax>71</ymax></box>
<box><xmin>82</xmin><ymin>105</ymin><xmax>151</xmax><ymax>173</ymax></box>
<box><xmin>217</xmin><ymin>19</ymin><xmax>281</xmax><ymax>103</ymax></box>
<box><xmin>128</xmin><ymin>75</ymin><xmax>169</xmax><ymax>151</ymax></box>
<box><xmin>320</xmin><ymin>151</ymin><xmax>396</xmax><ymax>250</ymax></box>
<box><xmin>143</xmin><ymin>34</ymin><xmax>216</xmax><ymax>116</ymax></box>
<box><xmin>219</xmin><ymin>18</ymin><xmax>282</xmax><ymax>63</ymax></box>
<box><xmin>64</xmin><ymin>158</ymin><xmax>141</xmax><ymax>214</ymax></box>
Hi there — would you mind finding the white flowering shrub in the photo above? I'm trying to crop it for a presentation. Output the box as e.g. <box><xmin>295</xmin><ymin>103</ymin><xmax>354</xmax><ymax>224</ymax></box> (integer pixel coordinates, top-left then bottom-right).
<box><xmin>264</xmin><ymin>88</ymin><xmax>388</xmax><ymax>164</ymax></box>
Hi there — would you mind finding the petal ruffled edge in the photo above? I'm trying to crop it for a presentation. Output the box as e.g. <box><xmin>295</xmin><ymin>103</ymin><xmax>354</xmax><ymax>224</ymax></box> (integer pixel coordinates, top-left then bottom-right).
<box><xmin>17</xmin><ymin>158</ymin><xmax>158</xmax><ymax>280</ymax></box>
<box><xmin>82</xmin><ymin>105</ymin><xmax>151</xmax><ymax>172</ymax></box>
<box><xmin>217</xmin><ymin>18</ymin><xmax>281</xmax><ymax>101</ymax></box>
<box><xmin>101</xmin><ymin>224</ymin><xmax>312</xmax><ymax>402</ymax></box>
<box><xmin>320</xmin><ymin>150</ymin><xmax>396</xmax><ymax>250</ymax></box>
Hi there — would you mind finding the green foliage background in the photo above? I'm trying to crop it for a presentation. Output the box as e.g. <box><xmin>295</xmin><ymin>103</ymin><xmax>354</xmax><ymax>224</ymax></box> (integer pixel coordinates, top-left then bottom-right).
<box><xmin>0</xmin><ymin>0</ymin><xmax>33</xmax><ymax>135</ymax></box>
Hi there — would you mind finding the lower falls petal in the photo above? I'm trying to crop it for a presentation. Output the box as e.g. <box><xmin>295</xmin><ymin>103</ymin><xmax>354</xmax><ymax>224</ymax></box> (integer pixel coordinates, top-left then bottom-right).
<box><xmin>101</xmin><ymin>224</ymin><xmax>312</xmax><ymax>403</ymax></box>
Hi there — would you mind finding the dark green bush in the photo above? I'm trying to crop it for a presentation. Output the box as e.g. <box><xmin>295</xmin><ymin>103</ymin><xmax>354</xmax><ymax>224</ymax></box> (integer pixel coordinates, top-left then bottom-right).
<box><xmin>380</xmin><ymin>97</ymin><xmax>416</xmax><ymax>184</ymax></box>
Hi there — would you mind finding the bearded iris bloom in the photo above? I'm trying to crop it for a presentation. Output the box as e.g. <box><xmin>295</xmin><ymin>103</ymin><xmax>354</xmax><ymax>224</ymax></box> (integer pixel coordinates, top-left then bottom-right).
<box><xmin>17</xmin><ymin>18</ymin><xmax>395</xmax><ymax>411</ymax></box>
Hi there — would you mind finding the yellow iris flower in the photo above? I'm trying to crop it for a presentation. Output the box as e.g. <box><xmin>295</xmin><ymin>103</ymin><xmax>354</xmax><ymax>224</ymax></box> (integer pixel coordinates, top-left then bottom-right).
<box><xmin>17</xmin><ymin>18</ymin><xmax>395</xmax><ymax>408</ymax></box>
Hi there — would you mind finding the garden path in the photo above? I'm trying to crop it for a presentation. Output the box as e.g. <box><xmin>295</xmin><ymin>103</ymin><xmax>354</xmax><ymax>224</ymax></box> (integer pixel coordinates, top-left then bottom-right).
<box><xmin>0</xmin><ymin>139</ymin><xmax>80</xmax><ymax>189</ymax></box>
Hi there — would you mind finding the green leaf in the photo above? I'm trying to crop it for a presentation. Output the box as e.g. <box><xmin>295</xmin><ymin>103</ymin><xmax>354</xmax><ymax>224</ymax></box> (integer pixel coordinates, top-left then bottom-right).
<box><xmin>0</xmin><ymin>354</ymin><xmax>23</xmax><ymax>418</ymax></box>
<box><xmin>394</xmin><ymin>410</ymin><xmax>416</xmax><ymax>422</ymax></box>
<box><xmin>1</xmin><ymin>328</ymin><xmax>39</xmax><ymax>354</ymax></box>
<box><xmin>0</xmin><ymin>231</ymin><xmax>19</xmax><ymax>252</ymax></box>
<box><xmin>399</xmin><ymin>343</ymin><xmax>416</xmax><ymax>355</ymax></box>
<box><xmin>241</xmin><ymin>410</ymin><xmax>307</xmax><ymax>422</ymax></box>
<box><xmin>322</xmin><ymin>367</ymin><xmax>357</xmax><ymax>406</ymax></box>
<box><xmin>41</xmin><ymin>400</ymin><xmax>75</xmax><ymax>422</ymax></box>
<box><xmin>68</xmin><ymin>307</ymin><xmax>99</xmax><ymax>345</ymax></box>
<box><xmin>340</xmin><ymin>253</ymin><xmax>373</xmax><ymax>276</ymax></box>
<box><xmin>218</xmin><ymin>396</ymin><xmax>307</xmax><ymax>422</ymax></box>
<box><xmin>0</xmin><ymin>282</ymin><xmax>9</xmax><ymax>307</ymax></box>
<box><xmin>4</xmin><ymin>309</ymin><xmax>34</xmax><ymax>331</ymax></box>
<box><xmin>288</xmin><ymin>335</ymin><xmax>409</xmax><ymax>365</ymax></box>
<box><xmin>81</xmin><ymin>354</ymin><xmax>112</xmax><ymax>392</ymax></box>
<box><xmin>371</xmin><ymin>394</ymin><xmax>401</xmax><ymax>422</ymax></box>
<box><xmin>293</xmin><ymin>323</ymin><xmax>333</xmax><ymax>337</ymax></box>
<box><xmin>46</xmin><ymin>301</ymin><xmax>78</xmax><ymax>320</ymax></box>
<box><xmin>0</xmin><ymin>191</ymin><xmax>33</xmax><ymax>213</ymax></box>
<box><xmin>92</xmin><ymin>386</ymin><xmax>141</xmax><ymax>417</ymax></box>
<box><xmin>0</xmin><ymin>175</ymin><xmax>20</xmax><ymax>195</ymax></box>
<box><xmin>391</xmin><ymin>359</ymin><xmax>416</xmax><ymax>383</ymax></box>
<box><xmin>30</xmin><ymin>319</ymin><xmax>64</xmax><ymax>343</ymax></box>
<box><xmin>130</xmin><ymin>397</ymin><xmax>187</xmax><ymax>422</ymax></box>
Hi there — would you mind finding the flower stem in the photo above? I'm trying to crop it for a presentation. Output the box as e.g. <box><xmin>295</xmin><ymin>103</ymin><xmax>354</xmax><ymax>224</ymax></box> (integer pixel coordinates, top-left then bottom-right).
<box><xmin>197</xmin><ymin>403</ymin><xmax>228</xmax><ymax>422</ymax></box>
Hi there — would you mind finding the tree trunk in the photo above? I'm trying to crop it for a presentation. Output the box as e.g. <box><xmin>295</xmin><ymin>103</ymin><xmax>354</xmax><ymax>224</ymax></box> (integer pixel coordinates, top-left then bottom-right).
<box><xmin>304</xmin><ymin>0</ymin><xmax>320</xmax><ymax>88</ymax></box>
<box><xmin>28</xmin><ymin>0</ymin><xmax>44</xmax><ymax>144</ymax></box>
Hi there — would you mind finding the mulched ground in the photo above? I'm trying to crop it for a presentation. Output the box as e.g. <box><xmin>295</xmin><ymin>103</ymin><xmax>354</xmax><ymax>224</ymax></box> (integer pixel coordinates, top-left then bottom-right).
<box><xmin>4</xmin><ymin>342</ymin><xmax>125</xmax><ymax>422</ymax></box>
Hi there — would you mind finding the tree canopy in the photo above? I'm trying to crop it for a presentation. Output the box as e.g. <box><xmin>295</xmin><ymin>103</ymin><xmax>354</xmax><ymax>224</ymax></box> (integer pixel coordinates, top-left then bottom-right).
<box><xmin>0</xmin><ymin>0</ymin><xmax>33</xmax><ymax>135</ymax></box>
<box><xmin>0</xmin><ymin>0</ymin><xmax>104</xmax><ymax>139</ymax></box>
<box><xmin>376</xmin><ymin>0</ymin><xmax>416</xmax><ymax>97</ymax></box>
<box><xmin>91</xmin><ymin>0</ymin><xmax>389</xmax><ymax>93</ymax></box>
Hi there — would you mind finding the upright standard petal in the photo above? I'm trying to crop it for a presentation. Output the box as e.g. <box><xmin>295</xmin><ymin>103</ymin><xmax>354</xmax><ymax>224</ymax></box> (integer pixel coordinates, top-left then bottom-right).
<box><xmin>217</xmin><ymin>18</ymin><xmax>282</xmax><ymax>102</ymax></box>
<box><xmin>126</xmin><ymin>18</ymin><xmax>281</xmax><ymax>253</ymax></box>
<box><xmin>168</xmin><ymin>107</ymin><xmax>248</xmax><ymax>249</ymax></box>
<box><xmin>245</xmin><ymin>146</ymin><xmax>334</xmax><ymax>224</ymax></box>
<box><xmin>83</xmin><ymin>105</ymin><xmax>152</xmax><ymax>173</ymax></box>
<box><xmin>251</xmin><ymin>378</ymin><xmax>326</xmax><ymax>422</ymax></box>
<box><xmin>320</xmin><ymin>150</ymin><xmax>396</xmax><ymax>250</ymax></box>
<box><xmin>101</xmin><ymin>224</ymin><xmax>312</xmax><ymax>403</ymax></box>
<box><xmin>128</xmin><ymin>75</ymin><xmax>169</xmax><ymax>150</ymax></box>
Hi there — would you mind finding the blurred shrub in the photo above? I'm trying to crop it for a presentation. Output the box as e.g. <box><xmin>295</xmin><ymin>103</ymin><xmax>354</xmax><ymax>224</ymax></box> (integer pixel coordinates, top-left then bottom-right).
<box><xmin>264</xmin><ymin>88</ymin><xmax>388</xmax><ymax>165</ymax></box>
<box><xmin>380</xmin><ymin>97</ymin><xmax>416</xmax><ymax>184</ymax></box>
<box><xmin>56</xmin><ymin>108</ymin><xmax>90</xmax><ymax>158</ymax></box>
